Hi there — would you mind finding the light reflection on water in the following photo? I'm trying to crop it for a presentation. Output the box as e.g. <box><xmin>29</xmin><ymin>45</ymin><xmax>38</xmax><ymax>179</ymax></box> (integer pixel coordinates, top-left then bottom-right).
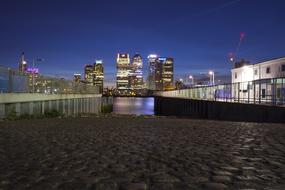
<box><xmin>113</xmin><ymin>97</ymin><xmax>154</xmax><ymax>115</ymax></box>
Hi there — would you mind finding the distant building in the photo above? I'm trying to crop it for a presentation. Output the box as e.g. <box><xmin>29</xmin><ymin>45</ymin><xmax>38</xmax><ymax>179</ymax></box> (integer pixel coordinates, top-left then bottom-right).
<box><xmin>17</xmin><ymin>53</ymin><xmax>44</xmax><ymax>92</ymax></box>
<box><xmin>26</xmin><ymin>68</ymin><xmax>39</xmax><ymax>92</ymax></box>
<box><xmin>84</xmin><ymin>64</ymin><xmax>94</xmax><ymax>85</ymax></box>
<box><xmin>18</xmin><ymin>52</ymin><xmax>27</xmax><ymax>74</ymax></box>
<box><xmin>116</xmin><ymin>53</ymin><xmax>131</xmax><ymax>90</ymax></box>
<box><xmin>73</xmin><ymin>74</ymin><xmax>81</xmax><ymax>83</ymax></box>
<box><xmin>231</xmin><ymin>57</ymin><xmax>285</xmax><ymax>83</ymax></box>
<box><xmin>155</xmin><ymin>58</ymin><xmax>164</xmax><ymax>91</ymax></box>
<box><xmin>93</xmin><ymin>60</ymin><xmax>104</xmax><ymax>93</ymax></box>
<box><xmin>231</xmin><ymin>57</ymin><xmax>285</xmax><ymax>102</ymax></box>
<box><xmin>150</xmin><ymin>56</ymin><xmax>174</xmax><ymax>91</ymax></box>
<box><xmin>147</xmin><ymin>54</ymin><xmax>158</xmax><ymax>90</ymax></box>
<box><xmin>130</xmin><ymin>54</ymin><xmax>143</xmax><ymax>90</ymax></box>
<box><xmin>162</xmin><ymin>58</ymin><xmax>174</xmax><ymax>90</ymax></box>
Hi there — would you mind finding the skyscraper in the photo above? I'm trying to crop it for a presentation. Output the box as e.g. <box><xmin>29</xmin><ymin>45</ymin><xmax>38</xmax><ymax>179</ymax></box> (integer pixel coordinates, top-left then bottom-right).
<box><xmin>148</xmin><ymin>56</ymin><xmax>174</xmax><ymax>91</ymax></box>
<box><xmin>162</xmin><ymin>58</ymin><xmax>174</xmax><ymax>90</ymax></box>
<box><xmin>93</xmin><ymin>60</ymin><xmax>104</xmax><ymax>93</ymax></box>
<box><xmin>116</xmin><ymin>53</ymin><xmax>130</xmax><ymax>90</ymax></box>
<box><xmin>155</xmin><ymin>58</ymin><xmax>164</xmax><ymax>91</ymax></box>
<box><xmin>18</xmin><ymin>52</ymin><xmax>27</xmax><ymax>74</ymax></box>
<box><xmin>147</xmin><ymin>54</ymin><xmax>158</xmax><ymax>90</ymax></box>
<box><xmin>84</xmin><ymin>64</ymin><xmax>93</xmax><ymax>85</ymax></box>
<box><xmin>130</xmin><ymin>54</ymin><xmax>143</xmax><ymax>90</ymax></box>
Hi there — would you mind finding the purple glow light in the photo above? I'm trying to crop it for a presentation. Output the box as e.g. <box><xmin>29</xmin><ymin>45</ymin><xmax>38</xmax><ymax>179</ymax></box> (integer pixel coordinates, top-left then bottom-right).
<box><xmin>27</xmin><ymin>68</ymin><xmax>39</xmax><ymax>73</ymax></box>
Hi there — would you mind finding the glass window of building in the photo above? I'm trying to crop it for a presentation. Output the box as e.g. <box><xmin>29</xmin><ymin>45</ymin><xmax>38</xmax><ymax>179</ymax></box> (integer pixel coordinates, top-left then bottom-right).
<box><xmin>254</xmin><ymin>69</ymin><xmax>258</xmax><ymax>75</ymax></box>
<box><xmin>234</xmin><ymin>73</ymin><xmax>237</xmax><ymax>79</ymax></box>
<box><xmin>266</xmin><ymin>67</ymin><xmax>270</xmax><ymax>74</ymax></box>
<box><xmin>281</xmin><ymin>64</ymin><xmax>285</xmax><ymax>72</ymax></box>
<box><xmin>262</xmin><ymin>89</ymin><xmax>266</xmax><ymax>98</ymax></box>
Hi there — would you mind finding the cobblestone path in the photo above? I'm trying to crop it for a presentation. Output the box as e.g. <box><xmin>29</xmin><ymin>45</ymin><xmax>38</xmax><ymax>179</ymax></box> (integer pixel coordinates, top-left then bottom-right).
<box><xmin>0</xmin><ymin>116</ymin><xmax>284</xmax><ymax>189</ymax></box>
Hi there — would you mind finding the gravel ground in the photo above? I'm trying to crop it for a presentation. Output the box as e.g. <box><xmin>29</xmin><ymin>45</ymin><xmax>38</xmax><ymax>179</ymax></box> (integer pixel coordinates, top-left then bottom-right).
<box><xmin>0</xmin><ymin>115</ymin><xmax>284</xmax><ymax>190</ymax></box>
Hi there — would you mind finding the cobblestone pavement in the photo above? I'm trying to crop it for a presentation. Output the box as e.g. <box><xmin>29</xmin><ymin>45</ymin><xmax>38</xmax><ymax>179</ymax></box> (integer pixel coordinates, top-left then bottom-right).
<box><xmin>0</xmin><ymin>116</ymin><xmax>284</xmax><ymax>190</ymax></box>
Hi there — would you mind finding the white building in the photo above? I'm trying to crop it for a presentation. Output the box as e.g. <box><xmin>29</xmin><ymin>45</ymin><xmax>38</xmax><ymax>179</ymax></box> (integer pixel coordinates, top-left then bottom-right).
<box><xmin>231</xmin><ymin>57</ymin><xmax>285</xmax><ymax>104</ymax></box>
<box><xmin>232</xmin><ymin>57</ymin><xmax>285</xmax><ymax>83</ymax></box>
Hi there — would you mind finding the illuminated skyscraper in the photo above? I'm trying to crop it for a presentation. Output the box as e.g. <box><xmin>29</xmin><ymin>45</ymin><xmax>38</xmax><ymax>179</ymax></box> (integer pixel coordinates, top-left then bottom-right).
<box><xmin>18</xmin><ymin>52</ymin><xmax>27</xmax><ymax>73</ymax></box>
<box><xmin>116</xmin><ymin>53</ymin><xmax>130</xmax><ymax>90</ymax></box>
<box><xmin>162</xmin><ymin>58</ymin><xmax>174</xmax><ymax>90</ymax></box>
<box><xmin>130</xmin><ymin>54</ymin><xmax>143</xmax><ymax>89</ymax></box>
<box><xmin>155</xmin><ymin>58</ymin><xmax>164</xmax><ymax>91</ymax></box>
<box><xmin>147</xmin><ymin>54</ymin><xmax>158</xmax><ymax>90</ymax></box>
<box><xmin>148</xmin><ymin>56</ymin><xmax>174</xmax><ymax>91</ymax></box>
<box><xmin>93</xmin><ymin>60</ymin><xmax>104</xmax><ymax>93</ymax></box>
<box><xmin>84</xmin><ymin>64</ymin><xmax>93</xmax><ymax>85</ymax></box>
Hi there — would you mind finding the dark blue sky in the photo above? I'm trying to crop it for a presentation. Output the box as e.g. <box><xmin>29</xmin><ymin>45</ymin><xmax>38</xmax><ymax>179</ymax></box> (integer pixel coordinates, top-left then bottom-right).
<box><xmin>0</xmin><ymin>0</ymin><xmax>285</xmax><ymax>82</ymax></box>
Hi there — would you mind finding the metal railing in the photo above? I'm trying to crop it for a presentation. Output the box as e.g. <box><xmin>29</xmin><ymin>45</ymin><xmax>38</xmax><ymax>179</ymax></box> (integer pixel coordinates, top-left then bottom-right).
<box><xmin>0</xmin><ymin>66</ymin><xmax>99</xmax><ymax>94</ymax></box>
<box><xmin>156</xmin><ymin>77</ymin><xmax>285</xmax><ymax>106</ymax></box>
<box><xmin>0</xmin><ymin>66</ymin><xmax>29</xmax><ymax>93</ymax></box>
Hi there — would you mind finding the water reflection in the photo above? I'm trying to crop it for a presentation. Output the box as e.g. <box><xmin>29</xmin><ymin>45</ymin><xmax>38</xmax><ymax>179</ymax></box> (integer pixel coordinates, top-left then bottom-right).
<box><xmin>113</xmin><ymin>97</ymin><xmax>154</xmax><ymax>115</ymax></box>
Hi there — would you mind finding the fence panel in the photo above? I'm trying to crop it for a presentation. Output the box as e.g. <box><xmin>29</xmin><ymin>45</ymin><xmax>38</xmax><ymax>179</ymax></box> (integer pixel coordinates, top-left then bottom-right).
<box><xmin>158</xmin><ymin>77</ymin><xmax>285</xmax><ymax>106</ymax></box>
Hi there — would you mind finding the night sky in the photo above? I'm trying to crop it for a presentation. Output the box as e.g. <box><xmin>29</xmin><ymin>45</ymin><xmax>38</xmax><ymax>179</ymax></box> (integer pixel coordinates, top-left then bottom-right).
<box><xmin>1</xmin><ymin>0</ymin><xmax>285</xmax><ymax>84</ymax></box>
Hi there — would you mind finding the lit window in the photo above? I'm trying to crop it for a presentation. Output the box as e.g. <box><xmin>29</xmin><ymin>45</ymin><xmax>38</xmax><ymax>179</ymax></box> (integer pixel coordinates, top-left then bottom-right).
<box><xmin>266</xmin><ymin>67</ymin><xmax>270</xmax><ymax>74</ymax></box>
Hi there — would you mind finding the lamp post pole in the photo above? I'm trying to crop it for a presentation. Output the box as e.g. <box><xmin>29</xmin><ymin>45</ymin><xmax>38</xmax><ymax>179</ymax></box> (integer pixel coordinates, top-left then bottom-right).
<box><xmin>209</xmin><ymin>70</ymin><xmax>215</xmax><ymax>85</ymax></box>
<box><xmin>189</xmin><ymin>75</ymin><xmax>194</xmax><ymax>86</ymax></box>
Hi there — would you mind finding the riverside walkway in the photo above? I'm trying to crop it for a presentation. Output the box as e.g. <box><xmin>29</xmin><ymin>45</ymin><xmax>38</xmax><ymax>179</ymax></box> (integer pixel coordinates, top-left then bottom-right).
<box><xmin>0</xmin><ymin>115</ymin><xmax>284</xmax><ymax>189</ymax></box>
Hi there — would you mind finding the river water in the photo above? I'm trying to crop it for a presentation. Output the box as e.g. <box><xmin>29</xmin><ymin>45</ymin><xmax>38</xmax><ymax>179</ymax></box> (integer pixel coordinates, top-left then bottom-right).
<box><xmin>112</xmin><ymin>97</ymin><xmax>154</xmax><ymax>115</ymax></box>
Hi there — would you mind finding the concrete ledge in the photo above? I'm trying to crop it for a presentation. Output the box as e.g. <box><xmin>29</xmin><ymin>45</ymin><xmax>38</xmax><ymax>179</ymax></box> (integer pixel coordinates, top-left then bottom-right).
<box><xmin>0</xmin><ymin>93</ymin><xmax>102</xmax><ymax>103</ymax></box>
<box><xmin>0</xmin><ymin>94</ymin><xmax>113</xmax><ymax>119</ymax></box>
<box><xmin>154</xmin><ymin>96</ymin><xmax>285</xmax><ymax>123</ymax></box>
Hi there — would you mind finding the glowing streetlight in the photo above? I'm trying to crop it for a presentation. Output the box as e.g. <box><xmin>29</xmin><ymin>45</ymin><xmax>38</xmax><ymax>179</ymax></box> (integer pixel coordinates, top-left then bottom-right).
<box><xmin>189</xmin><ymin>75</ymin><xmax>194</xmax><ymax>85</ymax></box>
<box><xmin>209</xmin><ymin>70</ymin><xmax>215</xmax><ymax>85</ymax></box>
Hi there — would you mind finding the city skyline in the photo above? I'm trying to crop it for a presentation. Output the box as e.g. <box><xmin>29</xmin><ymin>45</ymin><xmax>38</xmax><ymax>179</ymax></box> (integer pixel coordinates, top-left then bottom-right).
<box><xmin>1</xmin><ymin>0</ymin><xmax>285</xmax><ymax>81</ymax></box>
<box><xmin>1</xmin><ymin>2</ymin><xmax>285</xmax><ymax>189</ymax></box>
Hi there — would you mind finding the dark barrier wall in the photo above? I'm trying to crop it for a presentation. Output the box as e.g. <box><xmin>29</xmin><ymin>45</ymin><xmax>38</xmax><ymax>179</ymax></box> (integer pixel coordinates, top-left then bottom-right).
<box><xmin>154</xmin><ymin>96</ymin><xmax>285</xmax><ymax>123</ymax></box>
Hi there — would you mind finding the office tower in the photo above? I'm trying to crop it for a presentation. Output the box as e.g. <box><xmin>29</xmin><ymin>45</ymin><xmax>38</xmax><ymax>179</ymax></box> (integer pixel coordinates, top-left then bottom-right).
<box><xmin>155</xmin><ymin>57</ymin><xmax>165</xmax><ymax>91</ymax></box>
<box><xmin>73</xmin><ymin>74</ymin><xmax>81</xmax><ymax>83</ymax></box>
<box><xmin>26</xmin><ymin>68</ymin><xmax>39</xmax><ymax>92</ymax></box>
<box><xmin>130</xmin><ymin>54</ymin><xmax>143</xmax><ymax>89</ymax></box>
<box><xmin>93</xmin><ymin>60</ymin><xmax>104</xmax><ymax>93</ymax></box>
<box><xmin>162</xmin><ymin>58</ymin><xmax>174</xmax><ymax>90</ymax></box>
<box><xmin>18</xmin><ymin>52</ymin><xmax>27</xmax><ymax>73</ymax></box>
<box><xmin>147</xmin><ymin>54</ymin><xmax>158</xmax><ymax>90</ymax></box>
<box><xmin>84</xmin><ymin>64</ymin><xmax>94</xmax><ymax>85</ymax></box>
<box><xmin>116</xmin><ymin>53</ymin><xmax>131</xmax><ymax>90</ymax></box>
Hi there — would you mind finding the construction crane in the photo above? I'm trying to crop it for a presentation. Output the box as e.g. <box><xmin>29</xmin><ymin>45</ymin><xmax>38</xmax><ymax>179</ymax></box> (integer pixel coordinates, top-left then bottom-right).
<box><xmin>229</xmin><ymin>32</ymin><xmax>246</xmax><ymax>62</ymax></box>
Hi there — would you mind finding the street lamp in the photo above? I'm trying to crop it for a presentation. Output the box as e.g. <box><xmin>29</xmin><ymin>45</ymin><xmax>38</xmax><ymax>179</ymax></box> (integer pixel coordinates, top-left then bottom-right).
<box><xmin>209</xmin><ymin>70</ymin><xmax>215</xmax><ymax>85</ymax></box>
<box><xmin>32</xmin><ymin>58</ymin><xmax>44</xmax><ymax>93</ymax></box>
<box><xmin>189</xmin><ymin>75</ymin><xmax>194</xmax><ymax>86</ymax></box>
